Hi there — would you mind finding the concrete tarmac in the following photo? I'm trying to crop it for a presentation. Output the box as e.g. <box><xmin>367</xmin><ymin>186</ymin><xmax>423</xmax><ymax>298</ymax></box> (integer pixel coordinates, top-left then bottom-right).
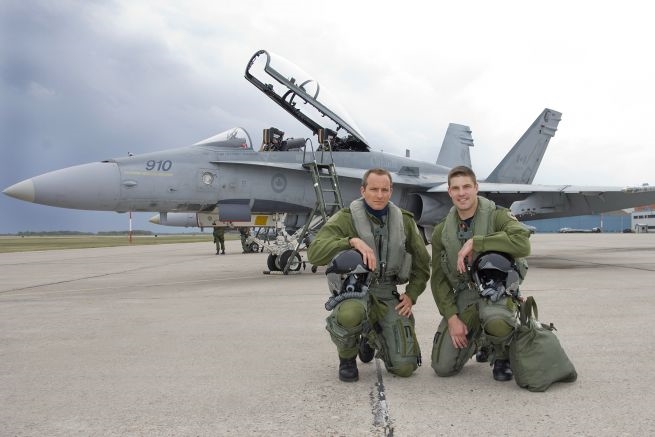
<box><xmin>1</xmin><ymin>234</ymin><xmax>654</xmax><ymax>436</ymax></box>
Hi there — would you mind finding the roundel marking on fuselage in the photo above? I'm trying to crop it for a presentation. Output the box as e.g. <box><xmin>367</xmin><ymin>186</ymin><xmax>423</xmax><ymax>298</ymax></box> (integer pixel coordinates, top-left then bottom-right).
<box><xmin>271</xmin><ymin>173</ymin><xmax>287</xmax><ymax>193</ymax></box>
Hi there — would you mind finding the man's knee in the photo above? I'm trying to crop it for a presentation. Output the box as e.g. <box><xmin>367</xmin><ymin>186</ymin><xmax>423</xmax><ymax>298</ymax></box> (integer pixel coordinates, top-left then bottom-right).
<box><xmin>335</xmin><ymin>300</ymin><xmax>366</xmax><ymax>328</ymax></box>
<box><xmin>431</xmin><ymin>330</ymin><xmax>471</xmax><ymax>377</ymax></box>
<box><xmin>389</xmin><ymin>362</ymin><xmax>417</xmax><ymax>378</ymax></box>
<box><xmin>326</xmin><ymin>299</ymin><xmax>366</xmax><ymax>356</ymax></box>
<box><xmin>433</xmin><ymin>367</ymin><xmax>459</xmax><ymax>377</ymax></box>
<box><xmin>431</xmin><ymin>359</ymin><xmax>462</xmax><ymax>377</ymax></box>
<box><xmin>484</xmin><ymin>318</ymin><xmax>514</xmax><ymax>338</ymax></box>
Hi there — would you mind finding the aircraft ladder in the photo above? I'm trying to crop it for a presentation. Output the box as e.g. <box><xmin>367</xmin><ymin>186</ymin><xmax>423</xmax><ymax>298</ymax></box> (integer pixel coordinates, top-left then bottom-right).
<box><xmin>279</xmin><ymin>135</ymin><xmax>344</xmax><ymax>274</ymax></box>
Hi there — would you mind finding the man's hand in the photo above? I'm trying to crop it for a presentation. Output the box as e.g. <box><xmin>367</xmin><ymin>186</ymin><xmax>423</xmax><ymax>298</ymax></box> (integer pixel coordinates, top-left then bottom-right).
<box><xmin>395</xmin><ymin>293</ymin><xmax>413</xmax><ymax>317</ymax></box>
<box><xmin>349</xmin><ymin>237</ymin><xmax>377</xmax><ymax>271</ymax></box>
<box><xmin>457</xmin><ymin>239</ymin><xmax>474</xmax><ymax>273</ymax></box>
<box><xmin>447</xmin><ymin>314</ymin><xmax>469</xmax><ymax>349</ymax></box>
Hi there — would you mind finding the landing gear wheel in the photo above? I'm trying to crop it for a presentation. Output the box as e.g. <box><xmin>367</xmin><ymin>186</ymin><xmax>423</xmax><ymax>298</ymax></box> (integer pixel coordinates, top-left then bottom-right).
<box><xmin>311</xmin><ymin>265</ymin><xmax>318</xmax><ymax>273</ymax></box>
<box><xmin>248</xmin><ymin>242</ymin><xmax>260</xmax><ymax>253</ymax></box>
<box><xmin>279</xmin><ymin>250</ymin><xmax>302</xmax><ymax>272</ymax></box>
<box><xmin>267</xmin><ymin>254</ymin><xmax>279</xmax><ymax>271</ymax></box>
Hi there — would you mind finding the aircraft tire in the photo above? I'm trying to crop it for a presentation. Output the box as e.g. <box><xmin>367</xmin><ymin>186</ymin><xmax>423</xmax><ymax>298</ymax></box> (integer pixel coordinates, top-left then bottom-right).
<box><xmin>279</xmin><ymin>250</ymin><xmax>302</xmax><ymax>272</ymax></box>
<box><xmin>249</xmin><ymin>242</ymin><xmax>260</xmax><ymax>253</ymax></box>
<box><xmin>267</xmin><ymin>254</ymin><xmax>279</xmax><ymax>271</ymax></box>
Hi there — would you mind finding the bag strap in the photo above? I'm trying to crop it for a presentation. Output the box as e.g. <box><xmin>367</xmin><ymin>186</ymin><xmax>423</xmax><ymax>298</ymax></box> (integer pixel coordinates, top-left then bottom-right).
<box><xmin>519</xmin><ymin>296</ymin><xmax>539</xmax><ymax>325</ymax></box>
<box><xmin>519</xmin><ymin>296</ymin><xmax>557</xmax><ymax>330</ymax></box>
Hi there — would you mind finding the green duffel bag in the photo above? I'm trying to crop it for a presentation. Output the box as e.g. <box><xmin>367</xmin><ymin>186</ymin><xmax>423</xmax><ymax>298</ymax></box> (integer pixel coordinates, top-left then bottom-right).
<box><xmin>509</xmin><ymin>296</ymin><xmax>577</xmax><ymax>392</ymax></box>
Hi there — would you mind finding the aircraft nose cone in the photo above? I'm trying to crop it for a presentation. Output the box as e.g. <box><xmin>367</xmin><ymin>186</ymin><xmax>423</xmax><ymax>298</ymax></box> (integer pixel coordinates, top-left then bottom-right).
<box><xmin>3</xmin><ymin>162</ymin><xmax>122</xmax><ymax>210</ymax></box>
<box><xmin>3</xmin><ymin>179</ymin><xmax>36</xmax><ymax>202</ymax></box>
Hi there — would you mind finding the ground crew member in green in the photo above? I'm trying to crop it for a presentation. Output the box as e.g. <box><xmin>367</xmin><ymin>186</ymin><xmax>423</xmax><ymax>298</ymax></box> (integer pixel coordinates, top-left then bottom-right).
<box><xmin>213</xmin><ymin>225</ymin><xmax>225</xmax><ymax>255</ymax></box>
<box><xmin>239</xmin><ymin>227</ymin><xmax>250</xmax><ymax>253</ymax></box>
<box><xmin>430</xmin><ymin>165</ymin><xmax>531</xmax><ymax>381</ymax></box>
<box><xmin>308</xmin><ymin>168</ymin><xmax>430</xmax><ymax>382</ymax></box>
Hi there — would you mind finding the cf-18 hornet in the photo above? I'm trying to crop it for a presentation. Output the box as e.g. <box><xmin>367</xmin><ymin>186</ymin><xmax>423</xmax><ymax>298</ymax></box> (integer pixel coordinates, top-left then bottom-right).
<box><xmin>5</xmin><ymin>50</ymin><xmax>655</xmax><ymax>272</ymax></box>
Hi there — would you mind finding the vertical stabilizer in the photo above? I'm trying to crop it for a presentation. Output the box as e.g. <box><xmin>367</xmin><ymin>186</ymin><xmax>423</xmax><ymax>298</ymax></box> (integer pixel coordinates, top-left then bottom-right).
<box><xmin>436</xmin><ymin>123</ymin><xmax>474</xmax><ymax>168</ymax></box>
<box><xmin>485</xmin><ymin>109</ymin><xmax>561</xmax><ymax>184</ymax></box>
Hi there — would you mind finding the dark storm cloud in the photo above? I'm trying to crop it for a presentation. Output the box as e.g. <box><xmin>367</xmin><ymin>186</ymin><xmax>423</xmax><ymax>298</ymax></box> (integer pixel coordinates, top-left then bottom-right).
<box><xmin>2</xmin><ymin>1</ymin><xmax>652</xmax><ymax>234</ymax></box>
<box><xmin>0</xmin><ymin>1</ymin><xmax>278</xmax><ymax>233</ymax></box>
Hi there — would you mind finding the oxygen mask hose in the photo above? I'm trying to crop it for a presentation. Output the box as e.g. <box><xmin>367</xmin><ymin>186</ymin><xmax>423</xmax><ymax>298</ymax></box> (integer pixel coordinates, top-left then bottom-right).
<box><xmin>324</xmin><ymin>274</ymin><xmax>370</xmax><ymax>311</ymax></box>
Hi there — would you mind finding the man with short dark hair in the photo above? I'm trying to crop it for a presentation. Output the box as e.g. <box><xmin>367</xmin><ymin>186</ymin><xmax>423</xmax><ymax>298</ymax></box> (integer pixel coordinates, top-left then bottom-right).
<box><xmin>308</xmin><ymin>168</ymin><xmax>430</xmax><ymax>382</ymax></box>
<box><xmin>430</xmin><ymin>165</ymin><xmax>531</xmax><ymax>381</ymax></box>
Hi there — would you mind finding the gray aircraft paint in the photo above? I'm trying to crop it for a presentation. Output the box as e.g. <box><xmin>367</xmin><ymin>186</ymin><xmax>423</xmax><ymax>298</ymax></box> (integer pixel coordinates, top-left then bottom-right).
<box><xmin>5</xmin><ymin>49</ymin><xmax>655</xmax><ymax>239</ymax></box>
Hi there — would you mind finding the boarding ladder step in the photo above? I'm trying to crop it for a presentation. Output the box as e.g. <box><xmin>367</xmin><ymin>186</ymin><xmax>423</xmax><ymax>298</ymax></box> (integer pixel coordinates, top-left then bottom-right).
<box><xmin>276</xmin><ymin>138</ymin><xmax>344</xmax><ymax>274</ymax></box>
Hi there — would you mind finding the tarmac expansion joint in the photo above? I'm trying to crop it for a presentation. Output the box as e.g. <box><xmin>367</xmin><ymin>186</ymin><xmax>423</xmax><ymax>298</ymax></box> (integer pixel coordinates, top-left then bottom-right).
<box><xmin>370</xmin><ymin>358</ymin><xmax>394</xmax><ymax>436</ymax></box>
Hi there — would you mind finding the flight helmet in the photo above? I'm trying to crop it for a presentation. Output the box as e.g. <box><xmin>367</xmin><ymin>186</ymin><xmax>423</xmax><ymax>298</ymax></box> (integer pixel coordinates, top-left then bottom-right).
<box><xmin>471</xmin><ymin>251</ymin><xmax>521</xmax><ymax>301</ymax></box>
<box><xmin>325</xmin><ymin>249</ymin><xmax>371</xmax><ymax>295</ymax></box>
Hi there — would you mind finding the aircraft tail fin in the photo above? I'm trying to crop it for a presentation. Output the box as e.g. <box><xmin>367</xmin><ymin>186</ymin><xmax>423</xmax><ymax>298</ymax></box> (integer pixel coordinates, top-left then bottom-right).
<box><xmin>485</xmin><ymin>108</ymin><xmax>562</xmax><ymax>184</ymax></box>
<box><xmin>436</xmin><ymin>123</ymin><xmax>473</xmax><ymax>168</ymax></box>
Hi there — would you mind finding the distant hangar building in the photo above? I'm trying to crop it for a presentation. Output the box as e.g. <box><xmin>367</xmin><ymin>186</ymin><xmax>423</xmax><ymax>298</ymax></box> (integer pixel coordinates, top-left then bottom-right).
<box><xmin>523</xmin><ymin>204</ymin><xmax>655</xmax><ymax>233</ymax></box>
<box><xmin>631</xmin><ymin>204</ymin><xmax>655</xmax><ymax>232</ymax></box>
<box><xmin>524</xmin><ymin>210</ymin><xmax>630</xmax><ymax>233</ymax></box>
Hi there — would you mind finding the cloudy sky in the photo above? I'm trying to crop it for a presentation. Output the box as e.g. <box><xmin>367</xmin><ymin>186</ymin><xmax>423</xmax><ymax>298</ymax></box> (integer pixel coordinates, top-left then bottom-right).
<box><xmin>1</xmin><ymin>0</ymin><xmax>653</xmax><ymax>234</ymax></box>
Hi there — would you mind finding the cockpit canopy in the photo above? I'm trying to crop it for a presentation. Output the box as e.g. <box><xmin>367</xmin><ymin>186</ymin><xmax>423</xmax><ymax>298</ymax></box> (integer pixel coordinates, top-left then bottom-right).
<box><xmin>245</xmin><ymin>49</ymin><xmax>369</xmax><ymax>152</ymax></box>
<box><xmin>193</xmin><ymin>127</ymin><xmax>253</xmax><ymax>150</ymax></box>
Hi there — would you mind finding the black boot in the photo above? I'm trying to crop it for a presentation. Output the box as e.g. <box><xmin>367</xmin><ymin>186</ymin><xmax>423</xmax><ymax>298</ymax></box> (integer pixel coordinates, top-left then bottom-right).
<box><xmin>338</xmin><ymin>357</ymin><xmax>359</xmax><ymax>382</ymax></box>
<box><xmin>358</xmin><ymin>337</ymin><xmax>375</xmax><ymax>363</ymax></box>
<box><xmin>492</xmin><ymin>359</ymin><xmax>513</xmax><ymax>381</ymax></box>
<box><xmin>475</xmin><ymin>346</ymin><xmax>490</xmax><ymax>363</ymax></box>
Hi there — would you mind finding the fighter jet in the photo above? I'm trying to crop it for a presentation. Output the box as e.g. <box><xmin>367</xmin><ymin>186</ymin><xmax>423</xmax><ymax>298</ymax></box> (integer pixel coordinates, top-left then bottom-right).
<box><xmin>4</xmin><ymin>49</ymin><xmax>655</xmax><ymax>262</ymax></box>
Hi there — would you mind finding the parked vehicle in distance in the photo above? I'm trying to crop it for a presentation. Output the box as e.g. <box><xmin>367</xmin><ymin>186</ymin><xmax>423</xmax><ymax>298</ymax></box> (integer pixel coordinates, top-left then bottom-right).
<box><xmin>558</xmin><ymin>227</ymin><xmax>602</xmax><ymax>233</ymax></box>
<box><xmin>521</xmin><ymin>223</ymin><xmax>537</xmax><ymax>234</ymax></box>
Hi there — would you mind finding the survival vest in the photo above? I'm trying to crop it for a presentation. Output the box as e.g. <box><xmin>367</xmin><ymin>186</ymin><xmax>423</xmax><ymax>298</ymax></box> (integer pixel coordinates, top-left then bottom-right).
<box><xmin>350</xmin><ymin>198</ymin><xmax>412</xmax><ymax>284</ymax></box>
<box><xmin>440</xmin><ymin>196</ymin><xmax>528</xmax><ymax>293</ymax></box>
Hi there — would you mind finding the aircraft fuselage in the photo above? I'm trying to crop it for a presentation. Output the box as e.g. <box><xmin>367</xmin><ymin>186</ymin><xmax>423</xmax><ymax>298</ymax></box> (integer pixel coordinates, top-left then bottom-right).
<box><xmin>4</xmin><ymin>141</ymin><xmax>449</xmax><ymax>220</ymax></box>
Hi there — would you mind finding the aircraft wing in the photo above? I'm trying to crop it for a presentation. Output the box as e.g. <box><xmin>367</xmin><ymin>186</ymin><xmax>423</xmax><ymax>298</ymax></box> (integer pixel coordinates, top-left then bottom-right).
<box><xmin>209</xmin><ymin>159</ymin><xmax>442</xmax><ymax>187</ymax></box>
<box><xmin>209</xmin><ymin>159</ymin><xmax>366</xmax><ymax>180</ymax></box>
<box><xmin>427</xmin><ymin>182</ymin><xmax>623</xmax><ymax>193</ymax></box>
<box><xmin>427</xmin><ymin>182</ymin><xmax>655</xmax><ymax>219</ymax></box>
<box><xmin>210</xmin><ymin>160</ymin><xmax>304</xmax><ymax>171</ymax></box>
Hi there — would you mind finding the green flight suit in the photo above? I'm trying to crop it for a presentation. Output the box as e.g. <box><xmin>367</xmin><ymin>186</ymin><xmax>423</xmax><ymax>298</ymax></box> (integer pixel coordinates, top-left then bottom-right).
<box><xmin>213</xmin><ymin>227</ymin><xmax>225</xmax><ymax>254</ymax></box>
<box><xmin>430</xmin><ymin>196</ymin><xmax>531</xmax><ymax>376</ymax></box>
<box><xmin>239</xmin><ymin>227</ymin><xmax>250</xmax><ymax>252</ymax></box>
<box><xmin>308</xmin><ymin>201</ymin><xmax>431</xmax><ymax>377</ymax></box>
